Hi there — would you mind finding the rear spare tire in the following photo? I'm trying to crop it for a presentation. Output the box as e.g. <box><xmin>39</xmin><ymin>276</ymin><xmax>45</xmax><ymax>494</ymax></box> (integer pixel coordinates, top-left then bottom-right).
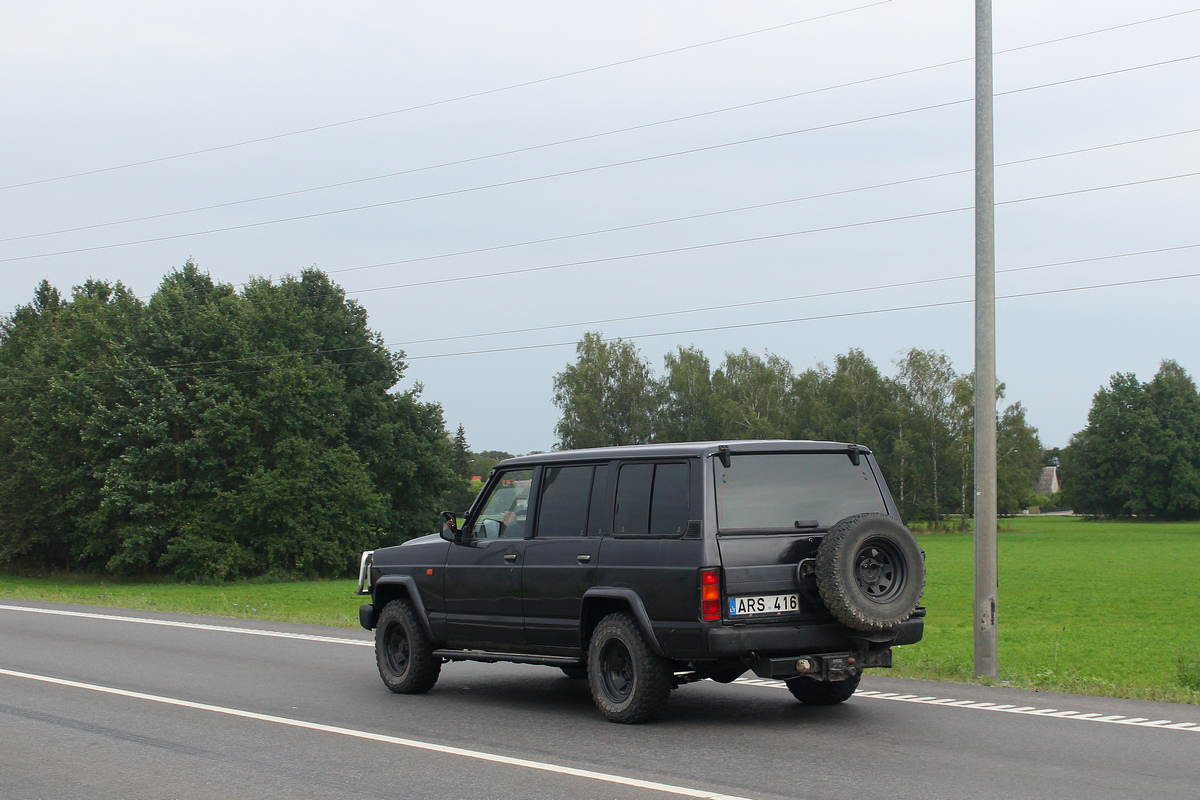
<box><xmin>815</xmin><ymin>512</ymin><xmax>924</xmax><ymax>631</ymax></box>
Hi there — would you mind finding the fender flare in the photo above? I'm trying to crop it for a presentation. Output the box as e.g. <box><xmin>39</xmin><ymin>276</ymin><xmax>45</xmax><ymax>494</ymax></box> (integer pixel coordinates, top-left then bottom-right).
<box><xmin>372</xmin><ymin>575</ymin><xmax>436</xmax><ymax>641</ymax></box>
<box><xmin>581</xmin><ymin>587</ymin><xmax>665</xmax><ymax>656</ymax></box>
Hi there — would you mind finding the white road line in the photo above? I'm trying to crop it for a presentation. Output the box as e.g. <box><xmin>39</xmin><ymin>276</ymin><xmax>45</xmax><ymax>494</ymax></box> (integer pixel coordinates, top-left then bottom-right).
<box><xmin>0</xmin><ymin>667</ymin><xmax>751</xmax><ymax>800</ymax></box>
<box><xmin>0</xmin><ymin>604</ymin><xmax>372</xmax><ymax>647</ymax></box>
<box><xmin>6</xmin><ymin>603</ymin><xmax>1196</xmax><ymax>736</ymax></box>
<box><xmin>733</xmin><ymin>678</ymin><xmax>1200</xmax><ymax>734</ymax></box>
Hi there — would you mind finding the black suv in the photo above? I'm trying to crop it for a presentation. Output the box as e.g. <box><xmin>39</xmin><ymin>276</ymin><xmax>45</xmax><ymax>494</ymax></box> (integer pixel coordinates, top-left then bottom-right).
<box><xmin>356</xmin><ymin>440</ymin><xmax>925</xmax><ymax>723</ymax></box>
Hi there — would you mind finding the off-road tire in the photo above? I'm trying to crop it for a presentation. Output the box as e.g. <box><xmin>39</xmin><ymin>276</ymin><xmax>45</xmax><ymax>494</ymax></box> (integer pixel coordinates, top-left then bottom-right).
<box><xmin>587</xmin><ymin>613</ymin><xmax>672</xmax><ymax>723</ymax></box>
<box><xmin>785</xmin><ymin>672</ymin><xmax>862</xmax><ymax>705</ymax></box>
<box><xmin>376</xmin><ymin>598</ymin><xmax>441</xmax><ymax>694</ymax></box>
<box><xmin>815</xmin><ymin>512</ymin><xmax>925</xmax><ymax>631</ymax></box>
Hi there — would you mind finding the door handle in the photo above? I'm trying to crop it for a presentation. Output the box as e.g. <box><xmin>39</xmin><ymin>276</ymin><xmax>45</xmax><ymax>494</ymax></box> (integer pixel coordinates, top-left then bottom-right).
<box><xmin>576</xmin><ymin>554</ymin><xmax>591</xmax><ymax>563</ymax></box>
<box><xmin>504</xmin><ymin>553</ymin><xmax>517</xmax><ymax>563</ymax></box>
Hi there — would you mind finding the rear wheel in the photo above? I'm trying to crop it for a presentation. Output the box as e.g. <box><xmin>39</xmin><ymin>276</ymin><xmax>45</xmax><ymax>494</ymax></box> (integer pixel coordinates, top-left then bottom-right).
<box><xmin>587</xmin><ymin>613</ymin><xmax>672</xmax><ymax>723</ymax></box>
<box><xmin>785</xmin><ymin>672</ymin><xmax>861</xmax><ymax>705</ymax></box>
<box><xmin>376</xmin><ymin>598</ymin><xmax>441</xmax><ymax>694</ymax></box>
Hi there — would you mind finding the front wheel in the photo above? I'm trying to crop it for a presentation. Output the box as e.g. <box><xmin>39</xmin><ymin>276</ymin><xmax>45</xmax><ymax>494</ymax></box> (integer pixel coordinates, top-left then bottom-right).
<box><xmin>587</xmin><ymin>613</ymin><xmax>672</xmax><ymax>723</ymax></box>
<box><xmin>375</xmin><ymin>598</ymin><xmax>441</xmax><ymax>694</ymax></box>
<box><xmin>785</xmin><ymin>672</ymin><xmax>862</xmax><ymax>705</ymax></box>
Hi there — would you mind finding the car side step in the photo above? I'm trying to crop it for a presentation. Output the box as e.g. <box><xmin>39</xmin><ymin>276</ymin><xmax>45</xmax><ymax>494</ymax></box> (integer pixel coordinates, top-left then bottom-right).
<box><xmin>432</xmin><ymin>649</ymin><xmax>583</xmax><ymax>668</ymax></box>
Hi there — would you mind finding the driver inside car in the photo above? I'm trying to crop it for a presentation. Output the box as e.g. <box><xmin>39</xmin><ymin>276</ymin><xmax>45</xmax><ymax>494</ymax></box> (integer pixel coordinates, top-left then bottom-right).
<box><xmin>500</xmin><ymin>503</ymin><xmax>527</xmax><ymax>537</ymax></box>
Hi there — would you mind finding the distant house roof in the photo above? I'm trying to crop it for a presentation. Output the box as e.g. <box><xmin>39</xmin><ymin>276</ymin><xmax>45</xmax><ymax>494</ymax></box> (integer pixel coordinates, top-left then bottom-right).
<box><xmin>1036</xmin><ymin>465</ymin><xmax>1060</xmax><ymax>495</ymax></box>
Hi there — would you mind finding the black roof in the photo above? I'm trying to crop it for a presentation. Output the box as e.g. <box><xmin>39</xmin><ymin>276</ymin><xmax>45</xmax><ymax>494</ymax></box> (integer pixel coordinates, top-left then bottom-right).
<box><xmin>499</xmin><ymin>439</ymin><xmax>872</xmax><ymax>468</ymax></box>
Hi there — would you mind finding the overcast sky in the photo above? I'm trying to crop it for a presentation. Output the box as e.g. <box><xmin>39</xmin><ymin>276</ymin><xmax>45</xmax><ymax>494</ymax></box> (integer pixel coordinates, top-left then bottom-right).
<box><xmin>3</xmin><ymin>0</ymin><xmax>1198</xmax><ymax>455</ymax></box>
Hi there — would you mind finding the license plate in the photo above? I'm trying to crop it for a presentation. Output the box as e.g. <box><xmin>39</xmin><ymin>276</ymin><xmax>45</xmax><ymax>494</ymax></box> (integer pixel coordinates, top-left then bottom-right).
<box><xmin>728</xmin><ymin>593</ymin><xmax>800</xmax><ymax>617</ymax></box>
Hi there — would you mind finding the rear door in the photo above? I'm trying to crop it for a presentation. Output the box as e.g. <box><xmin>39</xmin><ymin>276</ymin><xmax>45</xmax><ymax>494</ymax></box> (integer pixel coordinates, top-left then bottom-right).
<box><xmin>522</xmin><ymin>463</ymin><xmax>608</xmax><ymax>650</ymax></box>
<box><xmin>596</xmin><ymin>459</ymin><xmax>701</xmax><ymax>630</ymax></box>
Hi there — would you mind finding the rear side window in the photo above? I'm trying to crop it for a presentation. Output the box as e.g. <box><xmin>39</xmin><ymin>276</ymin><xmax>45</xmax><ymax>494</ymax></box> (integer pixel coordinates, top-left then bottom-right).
<box><xmin>650</xmin><ymin>463</ymin><xmax>690</xmax><ymax>536</ymax></box>
<box><xmin>537</xmin><ymin>465</ymin><xmax>595</xmax><ymax>537</ymax></box>
<box><xmin>613</xmin><ymin>462</ymin><xmax>690</xmax><ymax>537</ymax></box>
<box><xmin>613</xmin><ymin>464</ymin><xmax>653</xmax><ymax>536</ymax></box>
<box><xmin>587</xmin><ymin>465</ymin><xmax>609</xmax><ymax>536</ymax></box>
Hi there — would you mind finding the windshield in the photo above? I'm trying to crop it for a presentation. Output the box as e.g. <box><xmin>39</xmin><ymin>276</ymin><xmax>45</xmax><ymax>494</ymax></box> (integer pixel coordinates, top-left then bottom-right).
<box><xmin>714</xmin><ymin>453</ymin><xmax>887</xmax><ymax>532</ymax></box>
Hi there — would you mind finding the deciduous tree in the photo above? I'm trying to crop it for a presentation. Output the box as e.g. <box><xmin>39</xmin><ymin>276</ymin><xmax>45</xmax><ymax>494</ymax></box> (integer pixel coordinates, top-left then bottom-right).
<box><xmin>0</xmin><ymin>263</ymin><xmax>455</xmax><ymax>579</ymax></box>
<box><xmin>552</xmin><ymin>332</ymin><xmax>658</xmax><ymax>448</ymax></box>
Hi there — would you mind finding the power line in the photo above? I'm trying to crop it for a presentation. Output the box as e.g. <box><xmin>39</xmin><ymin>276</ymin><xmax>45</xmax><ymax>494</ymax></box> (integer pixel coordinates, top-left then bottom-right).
<box><xmin>0</xmin><ymin>2</ymin><xmax>892</xmax><ymax>192</ymax></box>
<box><xmin>6</xmin><ymin>240</ymin><xmax>1199</xmax><ymax>381</ymax></box>
<box><xmin>11</xmin><ymin>27</ymin><xmax>1200</xmax><ymax>250</ymax></box>
<box><xmin>384</xmin><ymin>243</ymin><xmax>1200</xmax><ymax>348</ymax></box>
<box><xmin>6</xmin><ymin>4</ymin><xmax>1194</xmax><ymax>196</ymax></box>
<box><xmin>4</xmin><ymin>268</ymin><xmax>1197</xmax><ymax>389</ymax></box>
<box><xmin>2</xmin><ymin>67</ymin><xmax>974</xmax><ymax>245</ymax></box>
<box><xmin>196</xmin><ymin>169</ymin><xmax>1200</xmax><ymax>297</ymax></box>
<box><xmin>2</xmin><ymin>169</ymin><xmax>971</xmax><ymax>331</ymax></box>
<box><xmin>402</xmin><ymin>271</ymin><xmax>1200</xmax><ymax>361</ymax></box>
<box><xmin>0</xmin><ymin>98</ymin><xmax>975</xmax><ymax>264</ymax></box>
<box><xmin>13</xmin><ymin>109</ymin><xmax>1192</xmax><ymax>259</ymax></box>
<box><xmin>997</xmin><ymin>7</ymin><xmax>1200</xmax><ymax>55</ymax></box>
<box><xmin>10</xmin><ymin>240</ymin><xmax>1196</xmax><ymax>381</ymax></box>
<box><xmin>320</xmin><ymin>126</ymin><xmax>1200</xmax><ymax>279</ymax></box>
<box><xmin>6</xmin><ymin>48</ymin><xmax>1196</xmax><ymax>267</ymax></box>
<box><xmin>7</xmin><ymin>148</ymin><xmax>1200</xmax><ymax>332</ymax></box>
<box><xmin>993</xmin><ymin>52</ymin><xmax>1200</xmax><ymax>98</ymax></box>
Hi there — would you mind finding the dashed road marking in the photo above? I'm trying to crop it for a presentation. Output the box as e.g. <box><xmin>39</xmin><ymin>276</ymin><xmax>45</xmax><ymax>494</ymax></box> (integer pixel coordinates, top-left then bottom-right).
<box><xmin>735</xmin><ymin>678</ymin><xmax>1199</xmax><ymax>733</ymax></box>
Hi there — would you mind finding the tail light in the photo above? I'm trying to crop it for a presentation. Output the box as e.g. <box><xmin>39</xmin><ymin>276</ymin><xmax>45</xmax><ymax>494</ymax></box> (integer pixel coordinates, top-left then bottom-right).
<box><xmin>700</xmin><ymin>567</ymin><xmax>722</xmax><ymax>621</ymax></box>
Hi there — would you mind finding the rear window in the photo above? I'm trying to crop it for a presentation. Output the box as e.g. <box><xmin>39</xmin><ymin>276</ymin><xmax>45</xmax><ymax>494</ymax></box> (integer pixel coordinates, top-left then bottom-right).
<box><xmin>714</xmin><ymin>453</ymin><xmax>887</xmax><ymax>532</ymax></box>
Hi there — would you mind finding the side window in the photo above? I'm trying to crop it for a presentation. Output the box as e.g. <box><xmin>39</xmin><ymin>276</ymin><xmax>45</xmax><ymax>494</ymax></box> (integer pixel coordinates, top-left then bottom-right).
<box><xmin>470</xmin><ymin>469</ymin><xmax>534</xmax><ymax>539</ymax></box>
<box><xmin>613</xmin><ymin>463</ymin><xmax>653</xmax><ymax>536</ymax></box>
<box><xmin>537</xmin><ymin>466</ymin><xmax>594</xmax><ymax>537</ymax></box>
<box><xmin>587</xmin><ymin>464</ymin><xmax>609</xmax><ymax>536</ymax></box>
<box><xmin>650</xmin><ymin>462</ymin><xmax>690</xmax><ymax>537</ymax></box>
<box><xmin>613</xmin><ymin>462</ymin><xmax>691</xmax><ymax>537</ymax></box>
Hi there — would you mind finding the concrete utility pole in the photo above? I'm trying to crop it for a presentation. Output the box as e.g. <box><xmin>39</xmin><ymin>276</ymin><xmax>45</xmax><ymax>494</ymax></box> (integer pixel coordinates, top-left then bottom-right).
<box><xmin>974</xmin><ymin>0</ymin><xmax>999</xmax><ymax>678</ymax></box>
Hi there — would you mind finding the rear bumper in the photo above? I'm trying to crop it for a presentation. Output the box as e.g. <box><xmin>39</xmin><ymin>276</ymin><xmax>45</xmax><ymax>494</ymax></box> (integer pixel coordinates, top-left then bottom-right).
<box><xmin>707</xmin><ymin>617</ymin><xmax>922</xmax><ymax>657</ymax></box>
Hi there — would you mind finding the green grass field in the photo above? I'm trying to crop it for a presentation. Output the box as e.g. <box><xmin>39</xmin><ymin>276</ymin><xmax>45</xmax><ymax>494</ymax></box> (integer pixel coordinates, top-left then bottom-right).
<box><xmin>3</xmin><ymin>516</ymin><xmax>1198</xmax><ymax>704</ymax></box>
<box><xmin>894</xmin><ymin>516</ymin><xmax>1200</xmax><ymax>703</ymax></box>
<box><xmin>0</xmin><ymin>575</ymin><xmax>360</xmax><ymax>629</ymax></box>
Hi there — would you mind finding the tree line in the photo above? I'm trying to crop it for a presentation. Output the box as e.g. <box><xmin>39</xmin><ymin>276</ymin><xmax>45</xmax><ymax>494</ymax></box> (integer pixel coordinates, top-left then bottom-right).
<box><xmin>1060</xmin><ymin>360</ymin><xmax>1200</xmax><ymax>519</ymax></box>
<box><xmin>3</xmin><ymin>263</ymin><xmax>1193</xmax><ymax>582</ymax></box>
<box><xmin>0</xmin><ymin>263</ymin><xmax>456</xmax><ymax>580</ymax></box>
<box><xmin>552</xmin><ymin>332</ymin><xmax>1044</xmax><ymax>525</ymax></box>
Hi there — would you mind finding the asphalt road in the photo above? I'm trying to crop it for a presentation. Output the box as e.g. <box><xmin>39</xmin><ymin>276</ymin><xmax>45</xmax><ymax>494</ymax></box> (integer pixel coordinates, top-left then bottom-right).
<box><xmin>1</xmin><ymin>600</ymin><xmax>1197</xmax><ymax>800</ymax></box>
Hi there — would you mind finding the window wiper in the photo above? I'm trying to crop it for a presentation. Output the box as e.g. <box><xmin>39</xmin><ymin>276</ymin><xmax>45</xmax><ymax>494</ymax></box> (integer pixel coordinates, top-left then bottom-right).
<box><xmin>793</xmin><ymin>520</ymin><xmax>820</xmax><ymax>529</ymax></box>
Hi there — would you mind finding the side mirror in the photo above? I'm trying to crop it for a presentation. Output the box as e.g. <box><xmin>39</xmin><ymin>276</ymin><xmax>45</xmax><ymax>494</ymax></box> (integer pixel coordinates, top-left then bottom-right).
<box><xmin>439</xmin><ymin>511</ymin><xmax>461</xmax><ymax>542</ymax></box>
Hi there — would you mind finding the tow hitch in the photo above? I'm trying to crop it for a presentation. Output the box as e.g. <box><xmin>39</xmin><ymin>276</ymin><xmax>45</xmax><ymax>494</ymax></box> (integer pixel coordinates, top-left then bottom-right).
<box><xmin>751</xmin><ymin>648</ymin><xmax>891</xmax><ymax>680</ymax></box>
